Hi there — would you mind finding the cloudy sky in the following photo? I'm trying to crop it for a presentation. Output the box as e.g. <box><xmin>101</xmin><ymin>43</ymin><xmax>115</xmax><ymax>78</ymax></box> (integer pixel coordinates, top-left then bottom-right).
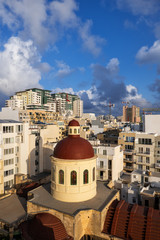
<box><xmin>0</xmin><ymin>0</ymin><xmax>160</xmax><ymax>115</ymax></box>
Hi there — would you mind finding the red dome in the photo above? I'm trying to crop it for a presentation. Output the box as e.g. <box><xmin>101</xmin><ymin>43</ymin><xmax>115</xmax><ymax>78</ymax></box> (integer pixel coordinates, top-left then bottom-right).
<box><xmin>68</xmin><ymin>119</ymin><xmax>80</xmax><ymax>126</ymax></box>
<box><xmin>53</xmin><ymin>136</ymin><xmax>94</xmax><ymax>159</ymax></box>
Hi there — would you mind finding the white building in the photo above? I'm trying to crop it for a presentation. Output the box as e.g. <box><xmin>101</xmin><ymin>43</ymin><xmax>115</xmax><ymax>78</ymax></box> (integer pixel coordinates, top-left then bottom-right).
<box><xmin>73</xmin><ymin>99</ymin><xmax>83</xmax><ymax>117</ymax></box>
<box><xmin>0</xmin><ymin>120</ymin><xmax>29</xmax><ymax>194</ymax></box>
<box><xmin>143</xmin><ymin>114</ymin><xmax>160</xmax><ymax>134</ymax></box>
<box><xmin>6</xmin><ymin>96</ymin><xmax>23</xmax><ymax>110</ymax></box>
<box><xmin>90</xmin><ymin>140</ymin><xmax>123</xmax><ymax>182</ymax></box>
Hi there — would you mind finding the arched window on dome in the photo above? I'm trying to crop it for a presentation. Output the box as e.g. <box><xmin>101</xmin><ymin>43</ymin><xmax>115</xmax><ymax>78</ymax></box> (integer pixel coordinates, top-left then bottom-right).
<box><xmin>52</xmin><ymin>166</ymin><xmax>55</xmax><ymax>182</ymax></box>
<box><xmin>71</xmin><ymin>171</ymin><xmax>77</xmax><ymax>185</ymax></box>
<box><xmin>59</xmin><ymin>170</ymin><xmax>64</xmax><ymax>184</ymax></box>
<box><xmin>70</xmin><ymin>128</ymin><xmax>72</xmax><ymax>134</ymax></box>
<box><xmin>93</xmin><ymin>167</ymin><xmax>95</xmax><ymax>181</ymax></box>
<box><xmin>74</xmin><ymin>128</ymin><xmax>77</xmax><ymax>134</ymax></box>
<box><xmin>83</xmin><ymin>169</ymin><xmax>89</xmax><ymax>184</ymax></box>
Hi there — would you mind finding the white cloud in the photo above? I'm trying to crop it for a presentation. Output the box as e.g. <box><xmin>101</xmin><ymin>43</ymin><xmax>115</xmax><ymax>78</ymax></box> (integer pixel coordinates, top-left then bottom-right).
<box><xmin>0</xmin><ymin>37</ymin><xmax>43</xmax><ymax>95</ymax></box>
<box><xmin>55</xmin><ymin>60</ymin><xmax>74</xmax><ymax>79</ymax></box>
<box><xmin>124</xmin><ymin>84</ymin><xmax>150</xmax><ymax>108</ymax></box>
<box><xmin>136</xmin><ymin>40</ymin><xmax>160</xmax><ymax>64</ymax></box>
<box><xmin>49</xmin><ymin>0</ymin><xmax>79</xmax><ymax>27</ymax></box>
<box><xmin>106</xmin><ymin>58</ymin><xmax>119</xmax><ymax>75</ymax></box>
<box><xmin>0</xmin><ymin>0</ymin><xmax>105</xmax><ymax>56</ymax></box>
<box><xmin>52</xmin><ymin>87</ymin><xmax>75</xmax><ymax>94</ymax></box>
<box><xmin>78</xmin><ymin>20</ymin><xmax>105</xmax><ymax>56</ymax></box>
<box><xmin>0</xmin><ymin>0</ymin><xmax>50</xmax><ymax>48</ymax></box>
<box><xmin>116</xmin><ymin>0</ymin><xmax>160</xmax><ymax>16</ymax></box>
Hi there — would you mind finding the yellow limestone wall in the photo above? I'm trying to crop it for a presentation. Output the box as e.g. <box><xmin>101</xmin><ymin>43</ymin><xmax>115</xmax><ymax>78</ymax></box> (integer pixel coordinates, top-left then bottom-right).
<box><xmin>51</xmin><ymin>156</ymin><xmax>97</xmax><ymax>202</ymax></box>
<box><xmin>27</xmin><ymin>191</ymin><xmax>120</xmax><ymax>240</ymax></box>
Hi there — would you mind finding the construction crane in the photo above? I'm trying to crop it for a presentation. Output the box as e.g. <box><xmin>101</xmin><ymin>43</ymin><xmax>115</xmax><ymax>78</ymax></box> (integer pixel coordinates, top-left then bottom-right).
<box><xmin>142</xmin><ymin>108</ymin><xmax>160</xmax><ymax>115</ymax></box>
<box><xmin>106</xmin><ymin>102</ymin><xmax>115</xmax><ymax>122</ymax></box>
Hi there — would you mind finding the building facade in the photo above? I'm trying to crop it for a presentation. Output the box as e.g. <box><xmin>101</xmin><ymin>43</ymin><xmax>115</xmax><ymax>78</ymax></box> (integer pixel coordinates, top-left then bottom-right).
<box><xmin>123</xmin><ymin>105</ymin><xmax>140</xmax><ymax>123</ymax></box>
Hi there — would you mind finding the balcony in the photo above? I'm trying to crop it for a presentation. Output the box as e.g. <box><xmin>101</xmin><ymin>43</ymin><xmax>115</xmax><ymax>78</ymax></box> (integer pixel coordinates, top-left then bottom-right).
<box><xmin>136</xmin><ymin>152</ymin><xmax>150</xmax><ymax>156</ymax></box>
<box><xmin>124</xmin><ymin>149</ymin><xmax>135</xmax><ymax>155</ymax></box>
<box><xmin>123</xmin><ymin>165</ymin><xmax>134</xmax><ymax>171</ymax></box>
<box><xmin>124</xmin><ymin>158</ymin><xmax>134</xmax><ymax>163</ymax></box>
<box><xmin>155</xmin><ymin>163</ymin><xmax>160</xmax><ymax>169</ymax></box>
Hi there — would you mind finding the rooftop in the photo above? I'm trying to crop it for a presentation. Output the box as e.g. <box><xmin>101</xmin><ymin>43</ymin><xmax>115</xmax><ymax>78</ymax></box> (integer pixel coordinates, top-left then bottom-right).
<box><xmin>0</xmin><ymin>194</ymin><xmax>27</xmax><ymax>225</ymax></box>
<box><xmin>0</xmin><ymin>119</ymin><xmax>22</xmax><ymax>123</ymax></box>
<box><xmin>29</xmin><ymin>181</ymin><xmax>118</xmax><ymax>216</ymax></box>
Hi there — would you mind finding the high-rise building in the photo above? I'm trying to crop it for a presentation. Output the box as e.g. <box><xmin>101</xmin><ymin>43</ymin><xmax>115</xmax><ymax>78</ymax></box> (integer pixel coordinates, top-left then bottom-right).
<box><xmin>52</xmin><ymin>92</ymin><xmax>79</xmax><ymax>115</ymax></box>
<box><xmin>123</xmin><ymin>105</ymin><xmax>140</xmax><ymax>123</ymax></box>
<box><xmin>6</xmin><ymin>88</ymin><xmax>54</xmax><ymax>111</ymax></box>
<box><xmin>0</xmin><ymin>120</ymin><xmax>29</xmax><ymax>194</ymax></box>
<box><xmin>73</xmin><ymin>99</ymin><xmax>83</xmax><ymax>117</ymax></box>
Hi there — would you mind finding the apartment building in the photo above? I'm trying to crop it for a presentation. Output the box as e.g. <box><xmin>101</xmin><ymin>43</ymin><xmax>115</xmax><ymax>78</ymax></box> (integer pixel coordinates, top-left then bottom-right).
<box><xmin>134</xmin><ymin>132</ymin><xmax>160</xmax><ymax>173</ymax></box>
<box><xmin>90</xmin><ymin>140</ymin><xmax>123</xmax><ymax>181</ymax></box>
<box><xmin>19</xmin><ymin>109</ymin><xmax>59</xmax><ymax>124</ymax></box>
<box><xmin>52</xmin><ymin>92</ymin><xmax>79</xmax><ymax>115</ymax></box>
<box><xmin>123</xmin><ymin>105</ymin><xmax>140</xmax><ymax>123</ymax></box>
<box><xmin>73</xmin><ymin>99</ymin><xmax>83</xmax><ymax>117</ymax></box>
<box><xmin>118</xmin><ymin>131</ymin><xmax>136</xmax><ymax>172</ymax></box>
<box><xmin>29</xmin><ymin>124</ymin><xmax>59</xmax><ymax>176</ymax></box>
<box><xmin>6</xmin><ymin>95</ymin><xmax>23</xmax><ymax>110</ymax></box>
<box><xmin>0</xmin><ymin>120</ymin><xmax>29</xmax><ymax>194</ymax></box>
<box><xmin>6</xmin><ymin>88</ymin><xmax>54</xmax><ymax>111</ymax></box>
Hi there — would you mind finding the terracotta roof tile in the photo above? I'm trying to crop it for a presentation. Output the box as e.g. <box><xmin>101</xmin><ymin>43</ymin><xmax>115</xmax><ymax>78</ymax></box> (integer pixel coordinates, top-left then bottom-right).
<box><xmin>103</xmin><ymin>200</ymin><xmax>160</xmax><ymax>240</ymax></box>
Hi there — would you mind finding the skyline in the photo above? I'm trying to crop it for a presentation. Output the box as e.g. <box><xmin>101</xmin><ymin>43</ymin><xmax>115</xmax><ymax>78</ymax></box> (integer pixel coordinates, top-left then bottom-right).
<box><xmin>0</xmin><ymin>0</ymin><xmax>160</xmax><ymax>115</ymax></box>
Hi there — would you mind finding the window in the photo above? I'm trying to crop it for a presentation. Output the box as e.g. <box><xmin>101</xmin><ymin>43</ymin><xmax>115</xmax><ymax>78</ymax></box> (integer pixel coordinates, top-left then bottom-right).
<box><xmin>126</xmin><ymin>136</ymin><xmax>135</xmax><ymax>142</ymax></box>
<box><xmin>108</xmin><ymin>160</ymin><xmax>112</xmax><ymax>169</ymax></box>
<box><xmin>4</xmin><ymin>138</ymin><xmax>14</xmax><ymax>144</ymax></box>
<box><xmin>3</xmin><ymin>126</ymin><xmax>14</xmax><ymax>133</ymax></box>
<box><xmin>74</xmin><ymin>129</ymin><xmax>77</xmax><ymax>134</ymax></box>
<box><xmin>4</xmin><ymin>179</ymin><xmax>14</xmax><ymax>188</ymax></box>
<box><xmin>139</xmin><ymin>147</ymin><xmax>143</xmax><ymax>153</ymax></box>
<box><xmin>94</xmin><ymin>148</ymin><xmax>97</xmax><ymax>154</ymax></box>
<box><xmin>103</xmin><ymin>150</ymin><xmax>107</xmax><ymax>155</ymax></box>
<box><xmin>146</xmin><ymin>157</ymin><xmax>150</xmax><ymax>164</ymax></box>
<box><xmin>158</xmin><ymin>141</ymin><xmax>160</xmax><ymax>147</ymax></box>
<box><xmin>93</xmin><ymin>167</ymin><xmax>95</xmax><ymax>181</ymax></box>
<box><xmin>15</xmin><ymin>146</ymin><xmax>19</xmax><ymax>153</ymax></box>
<box><xmin>138</xmin><ymin>138</ymin><xmax>152</xmax><ymax>145</ymax></box>
<box><xmin>83</xmin><ymin>170</ymin><xmax>88</xmax><ymax>184</ymax></box>
<box><xmin>100</xmin><ymin>161</ymin><xmax>104</xmax><ymax>168</ymax></box>
<box><xmin>125</xmin><ymin>145</ymin><xmax>133</xmax><ymax>150</ymax></box>
<box><xmin>71</xmin><ymin>171</ymin><xmax>77</xmax><ymax>185</ymax></box>
<box><xmin>138</xmin><ymin>156</ymin><xmax>143</xmax><ymax>162</ymax></box>
<box><xmin>59</xmin><ymin>170</ymin><xmax>64</xmax><ymax>184</ymax></box>
<box><xmin>70</xmin><ymin>128</ymin><xmax>72</xmax><ymax>134</ymax></box>
<box><xmin>4</xmin><ymin>158</ymin><xmax>14</xmax><ymax>166</ymax></box>
<box><xmin>4</xmin><ymin>148</ymin><xmax>14</xmax><ymax>155</ymax></box>
<box><xmin>138</xmin><ymin>165</ymin><xmax>142</xmax><ymax>170</ymax></box>
<box><xmin>146</xmin><ymin>148</ymin><xmax>150</xmax><ymax>154</ymax></box>
<box><xmin>146</xmin><ymin>166</ymin><xmax>150</xmax><ymax>171</ymax></box>
<box><xmin>4</xmin><ymin>169</ymin><xmax>14</xmax><ymax>176</ymax></box>
<box><xmin>52</xmin><ymin>166</ymin><xmax>55</xmax><ymax>181</ymax></box>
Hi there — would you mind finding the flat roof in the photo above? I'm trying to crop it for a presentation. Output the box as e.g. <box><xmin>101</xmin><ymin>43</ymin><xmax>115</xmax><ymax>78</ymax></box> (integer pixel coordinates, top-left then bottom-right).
<box><xmin>0</xmin><ymin>194</ymin><xmax>27</xmax><ymax>225</ymax></box>
<box><xmin>29</xmin><ymin>181</ymin><xmax>118</xmax><ymax>216</ymax></box>
<box><xmin>0</xmin><ymin>120</ymin><xmax>22</xmax><ymax>123</ymax></box>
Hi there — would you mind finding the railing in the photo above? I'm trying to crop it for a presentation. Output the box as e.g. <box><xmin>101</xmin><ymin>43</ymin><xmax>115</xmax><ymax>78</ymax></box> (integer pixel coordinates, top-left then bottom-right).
<box><xmin>124</xmin><ymin>166</ymin><xmax>133</xmax><ymax>171</ymax></box>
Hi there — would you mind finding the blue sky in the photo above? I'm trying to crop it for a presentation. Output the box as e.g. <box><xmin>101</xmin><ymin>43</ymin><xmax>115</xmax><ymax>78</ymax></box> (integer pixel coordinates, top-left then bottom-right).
<box><xmin>0</xmin><ymin>0</ymin><xmax>160</xmax><ymax>115</ymax></box>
